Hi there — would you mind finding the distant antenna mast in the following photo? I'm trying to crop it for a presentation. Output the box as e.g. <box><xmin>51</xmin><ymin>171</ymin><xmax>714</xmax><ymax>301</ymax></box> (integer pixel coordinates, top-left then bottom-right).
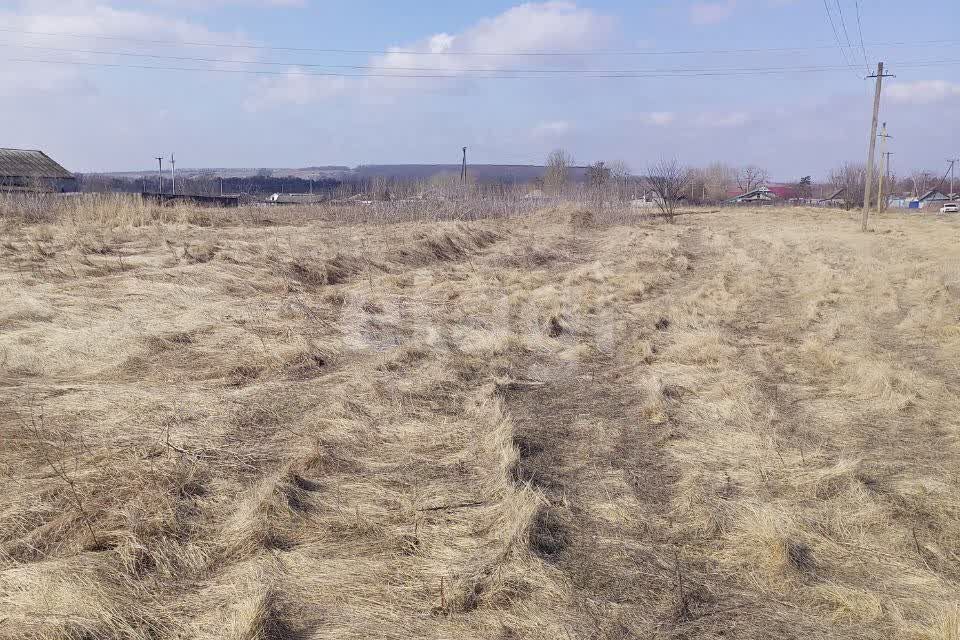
<box><xmin>156</xmin><ymin>156</ymin><xmax>164</xmax><ymax>195</ymax></box>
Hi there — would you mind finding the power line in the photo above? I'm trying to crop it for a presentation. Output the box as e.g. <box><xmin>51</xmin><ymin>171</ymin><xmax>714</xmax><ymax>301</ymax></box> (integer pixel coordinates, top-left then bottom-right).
<box><xmin>0</xmin><ymin>27</ymin><xmax>954</xmax><ymax>57</ymax></box>
<box><xmin>2</xmin><ymin>42</ymin><xmax>953</xmax><ymax>75</ymax></box>
<box><xmin>836</xmin><ymin>0</ymin><xmax>870</xmax><ymax>74</ymax></box>
<box><xmin>7</xmin><ymin>56</ymin><xmax>958</xmax><ymax>80</ymax></box>
<box><xmin>854</xmin><ymin>1</ymin><xmax>870</xmax><ymax>69</ymax></box>
<box><xmin>822</xmin><ymin>0</ymin><xmax>861</xmax><ymax>77</ymax></box>
<box><xmin>834</xmin><ymin>0</ymin><xmax>855</xmax><ymax>50</ymax></box>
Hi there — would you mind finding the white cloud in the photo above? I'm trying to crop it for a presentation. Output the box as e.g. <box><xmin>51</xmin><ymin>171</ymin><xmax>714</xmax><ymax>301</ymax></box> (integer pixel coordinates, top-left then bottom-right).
<box><xmin>694</xmin><ymin>111</ymin><xmax>751</xmax><ymax>128</ymax></box>
<box><xmin>249</xmin><ymin>1</ymin><xmax>617</xmax><ymax>109</ymax></box>
<box><xmin>0</xmin><ymin>0</ymin><xmax>258</xmax><ymax>98</ymax></box>
<box><xmin>887</xmin><ymin>80</ymin><xmax>960</xmax><ymax>105</ymax></box>
<box><xmin>690</xmin><ymin>0</ymin><xmax>737</xmax><ymax>25</ymax></box>
<box><xmin>147</xmin><ymin>0</ymin><xmax>305</xmax><ymax>7</ymax></box>
<box><xmin>376</xmin><ymin>1</ymin><xmax>615</xmax><ymax>74</ymax></box>
<box><xmin>532</xmin><ymin>120</ymin><xmax>572</xmax><ymax>137</ymax></box>
<box><xmin>634</xmin><ymin>110</ymin><xmax>752</xmax><ymax>128</ymax></box>
<box><xmin>244</xmin><ymin>68</ymin><xmax>349</xmax><ymax>111</ymax></box>
<box><xmin>639</xmin><ymin>111</ymin><xmax>677</xmax><ymax>126</ymax></box>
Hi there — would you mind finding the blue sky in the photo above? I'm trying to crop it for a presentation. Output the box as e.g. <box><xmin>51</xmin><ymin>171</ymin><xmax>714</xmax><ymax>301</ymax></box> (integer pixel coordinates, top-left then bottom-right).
<box><xmin>0</xmin><ymin>0</ymin><xmax>957</xmax><ymax>180</ymax></box>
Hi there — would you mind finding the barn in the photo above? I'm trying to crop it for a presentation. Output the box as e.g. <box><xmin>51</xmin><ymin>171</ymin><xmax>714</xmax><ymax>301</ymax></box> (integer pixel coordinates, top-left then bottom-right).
<box><xmin>0</xmin><ymin>148</ymin><xmax>78</xmax><ymax>193</ymax></box>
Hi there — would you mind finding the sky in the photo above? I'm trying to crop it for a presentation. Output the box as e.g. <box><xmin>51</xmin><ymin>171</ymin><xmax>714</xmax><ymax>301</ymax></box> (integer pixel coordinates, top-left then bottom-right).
<box><xmin>0</xmin><ymin>0</ymin><xmax>957</xmax><ymax>180</ymax></box>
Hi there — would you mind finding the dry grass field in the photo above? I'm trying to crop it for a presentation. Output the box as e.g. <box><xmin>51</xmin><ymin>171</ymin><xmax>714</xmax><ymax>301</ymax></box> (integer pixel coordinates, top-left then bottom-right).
<box><xmin>1</xmin><ymin>196</ymin><xmax>959</xmax><ymax>639</ymax></box>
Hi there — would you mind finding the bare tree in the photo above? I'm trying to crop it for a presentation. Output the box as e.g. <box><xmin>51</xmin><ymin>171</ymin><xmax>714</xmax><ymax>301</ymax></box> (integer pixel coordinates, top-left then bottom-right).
<box><xmin>586</xmin><ymin>161</ymin><xmax>611</xmax><ymax>207</ymax></box>
<box><xmin>829</xmin><ymin>163</ymin><xmax>867</xmax><ymax>209</ymax></box>
<box><xmin>607</xmin><ymin>160</ymin><xmax>632</xmax><ymax>202</ymax></box>
<box><xmin>703</xmin><ymin>162</ymin><xmax>737</xmax><ymax>201</ymax></box>
<box><xmin>544</xmin><ymin>149</ymin><xmax>573</xmax><ymax>196</ymax></box>
<box><xmin>736</xmin><ymin>165</ymin><xmax>769</xmax><ymax>193</ymax></box>
<box><xmin>686</xmin><ymin>167</ymin><xmax>707</xmax><ymax>204</ymax></box>
<box><xmin>909</xmin><ymin>170</ymin><xmax>940</xmax><ymax>198</ymax></box>
<box><xmin>647</xmin><ymin>159</ymin><xmax>690</xmax><ymax>222</ymax></box>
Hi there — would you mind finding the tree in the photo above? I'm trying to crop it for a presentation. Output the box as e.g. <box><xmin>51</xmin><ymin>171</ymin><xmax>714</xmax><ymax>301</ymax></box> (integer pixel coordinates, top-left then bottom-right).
<box><xmin>607</xmin><ymin>160</ymin><xmax>632</xmax><ymax>202</ymax></box>
<box><xmin>544</xmin><ymin>149</ymin><xmax>573</xmax><ymax>196</ymax></box>
<box><xmin>829</xmin><ymin>163</ymin><xmax>867</xmax><ymax>209</ymax></box>
<box><xmin>685</xmin><ymin>166</ymin><xmax>708</xmax><ymax>204</ymax></box>
<box><xmin>736</xmin><ymin>165</ymin><xmax>769</xmax><ymax>193</ymax></box>
<box><xmin>796</xmin><ymin>176</ymin><xmax>813</xmax><ymax>200</ymax></box>
<box><xmin>702</xmin><ymin>162</ymin><xmax>737</xmax><ymax>202</ymax></box>
<box><xmin>909</xmin><ymin>170</ymin><xmax>940</xmax><ymax>197</ymax></box>
<box><xmin>587</xmin><ymin>161</ymin><xmax>611</xmax><ymax>193</ymax></box>
<box><xmin>646</xmin><ymin>159</ymin><xmax>690</xmax><ymax>222</ymax></box>
<box><xmin>586</xmin><ymin>161</ymin><xmax>612</xmax><ymax>210</ymax></box>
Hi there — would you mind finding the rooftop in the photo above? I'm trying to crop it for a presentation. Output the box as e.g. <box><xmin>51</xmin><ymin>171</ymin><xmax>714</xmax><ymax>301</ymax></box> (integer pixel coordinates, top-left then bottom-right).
<box><xmin>0</xmin><ymin>148</ymin><xmax>74</xmax><ymax>180</ymax></box>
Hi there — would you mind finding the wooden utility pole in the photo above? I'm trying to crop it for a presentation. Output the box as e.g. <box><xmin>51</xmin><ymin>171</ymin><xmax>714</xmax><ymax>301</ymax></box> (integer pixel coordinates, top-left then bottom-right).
<box><xmin>461</xmin><ymin>147</ymin><xmax>467</xmax><ymax>186</ymax></box>
<box><xmin>881</xmin><ymin>151</ymin><xmax>894</xmax><ymax>210</ymax></box>
<box><xmin>948</xmin><ymin>158</ymin><xmax>959</xmax><ymax>198</ymax></box>
<box><xmin>156</xmin><ymin>156</ymin><xmax>164</xmax><ymax>195</ymax></box>
<box><xmin>876</xmin><ymin>123</ymin><xmax>892</xmax><ymax>213</ymax></box>
<box><xmin>170</xmin><ymin>153</ymin><xmax>176</xmax><ymax>195</ymax></box>
<box><xmin>862</xmin><ymin>62</ymin><xmax>893</xmax><ymax>231</ymax></box>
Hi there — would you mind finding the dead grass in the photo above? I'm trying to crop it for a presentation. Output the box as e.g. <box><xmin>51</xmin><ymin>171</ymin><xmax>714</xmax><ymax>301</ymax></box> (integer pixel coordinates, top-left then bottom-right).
<box><xmin>1</xmin><ymin>196</ymin><xmax>959</xmax><ymax>638</ymax></box>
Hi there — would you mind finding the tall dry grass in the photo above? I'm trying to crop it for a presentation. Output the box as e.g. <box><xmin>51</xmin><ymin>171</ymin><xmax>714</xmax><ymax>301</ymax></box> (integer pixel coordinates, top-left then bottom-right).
<box><xmin>1</xmin><ymin>197</ymin><xmax>958</xmax><ymax>639</ymax></box>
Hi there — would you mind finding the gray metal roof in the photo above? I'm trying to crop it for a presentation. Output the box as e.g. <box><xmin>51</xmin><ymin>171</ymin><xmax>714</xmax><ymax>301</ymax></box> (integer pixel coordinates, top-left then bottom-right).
<box><xmin>0</xmin><ymin>148</ymin><xmax>74</xmax><ymax>180</ymax></box>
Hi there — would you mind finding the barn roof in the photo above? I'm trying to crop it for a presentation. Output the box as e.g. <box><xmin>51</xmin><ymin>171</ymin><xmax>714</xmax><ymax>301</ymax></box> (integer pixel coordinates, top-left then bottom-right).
<box><xmin>0</xmin><ymin>148</ymin><xmax>74</xmax><ymax>180</ymax></box>
<box><xmin>766</xmin><ymin>185</ymin><xmax>799</xmax><ymax>199</ymax></box>
<box><xmin>821</xmin><ymin>187</ymin><xmax>845</xmax><ymax>201</ymax></box>
<box><xmin>918</xmin><ymin>189</ymin><xmax>949</xmax><ymax>202</ymax></box>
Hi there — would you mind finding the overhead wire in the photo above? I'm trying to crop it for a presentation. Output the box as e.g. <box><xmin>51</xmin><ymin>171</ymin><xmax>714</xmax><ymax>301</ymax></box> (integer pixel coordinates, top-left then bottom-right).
<box><xmin>0</xmin><ymin>26</ymin><xmax>954</xmax><ymax>57</ymax></box>
<box><xmin>822</xmin><ymin>0</ymin><xmax>862</xmax><ymax>77</ymax></box>
<box><xmin>5</xmin><ymin>56</ymin><xmax>957</xmax><ymax>79</ymax></box>
<box><xmin>854</xmin><ymin>1</ymin><xmax>870</xmax><ymax>69</ymax></box>
<box><xmin>0</xmin><ymin>42</ymin><xmax>951</xmax><ymax>75</ymax></box>
<box><xmin>834</xmin><ymin>1</ymin><xmax>854</xmax><ymax>50</ymax></box>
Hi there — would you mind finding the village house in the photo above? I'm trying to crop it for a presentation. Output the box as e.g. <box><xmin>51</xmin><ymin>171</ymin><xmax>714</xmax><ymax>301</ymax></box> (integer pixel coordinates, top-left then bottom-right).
<box><xmin>0</xmin><ymin>148</ymin><xmax>77</xmax><ymax>193</ymax></box>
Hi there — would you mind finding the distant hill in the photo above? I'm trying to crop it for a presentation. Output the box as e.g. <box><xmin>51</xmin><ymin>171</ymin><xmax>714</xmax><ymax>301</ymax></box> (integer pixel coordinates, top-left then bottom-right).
<box><xmin>89</xmin><ymin>164</ymin><xmax>590</xmax><ymax>184</ymax></box>
<box><xmin>92</xmin><ymin>166</ymin><xmax>352</xmax><ymax>180</ymax></box>
<box><xmin>353</xmin><ymin>164</ymin><xmax>590</xmax><ymax>184</ymax></box>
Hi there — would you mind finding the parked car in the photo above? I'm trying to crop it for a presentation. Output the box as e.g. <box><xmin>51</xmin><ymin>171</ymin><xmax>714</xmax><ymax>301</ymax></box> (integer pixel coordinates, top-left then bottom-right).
<box><xmin>940</xmin><ymin>203</ymin><xmax>959</xmax><ymax>213</ymax></box>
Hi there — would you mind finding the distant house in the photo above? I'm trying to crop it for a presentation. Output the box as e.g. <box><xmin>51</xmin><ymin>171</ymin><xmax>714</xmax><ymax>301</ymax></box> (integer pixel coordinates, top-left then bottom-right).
<box><xmin>768</xmin><ymin>185</ymin><xmax>801</xmax><ymax>201</ymax></box>
<box><xmin>630</xmin><ymin>193</ymin><xmax>661</xmax><ymax>209</ymax></box>
<box><xmin>888</xmin><ymin>195</ymin><xmax>913</xmax><ymax>209</ymax></box>
<box><xmin>817</xmin><ymin>187</ymin><xmax>847</xmax><ymax>207</ymax></box>
<box><xmin>0</xmin><ymin>148</ymin><xmax>77</xmax><ymax>193</ymax></box>
<box><xmin>726</xmin><ymin>185</ymin><xmax>802</xmax><ymax>205</ymax></box>
<box><xmin>916</xmin><ymin>189</ymin><xmax>951</xmax><ymax>208</ymax></box>
<box><xmin>727</xmin><ymin>185</ymin><xmax>776</xmax><ymax>204</ymax></box>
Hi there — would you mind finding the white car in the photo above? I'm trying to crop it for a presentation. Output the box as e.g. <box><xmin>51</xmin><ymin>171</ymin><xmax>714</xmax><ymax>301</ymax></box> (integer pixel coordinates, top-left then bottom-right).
<box><xmin>941</xmin><ymin>203</ymin><xmax>959</xmax><ymax>214</ymax></box>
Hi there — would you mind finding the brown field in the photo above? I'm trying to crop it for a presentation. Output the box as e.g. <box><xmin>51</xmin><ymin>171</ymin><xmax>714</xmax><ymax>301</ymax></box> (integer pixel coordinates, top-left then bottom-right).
<box><xmin>1</xmin><ymin>197</ymin><xmax>959</xmax><ymax>639</ymax></box>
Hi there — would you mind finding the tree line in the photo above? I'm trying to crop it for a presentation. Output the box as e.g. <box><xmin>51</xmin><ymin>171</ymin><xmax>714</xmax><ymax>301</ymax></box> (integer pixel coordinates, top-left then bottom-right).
<box><xmin>76</xmin><ymin>151</ymin><xmax>952</xmax><ymax>214</ymax></box>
